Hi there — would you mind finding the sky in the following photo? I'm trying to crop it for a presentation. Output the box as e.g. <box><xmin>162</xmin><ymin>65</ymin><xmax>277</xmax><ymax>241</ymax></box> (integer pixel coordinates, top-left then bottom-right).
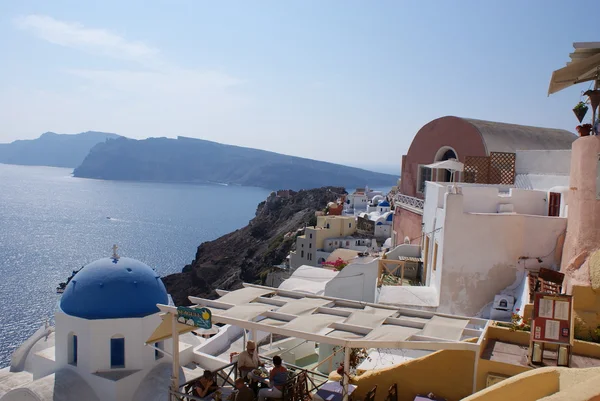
<box><xmin>0</xmin><ymin>1</ymin><xmax>598</xmax><ymax>172</ymax></box>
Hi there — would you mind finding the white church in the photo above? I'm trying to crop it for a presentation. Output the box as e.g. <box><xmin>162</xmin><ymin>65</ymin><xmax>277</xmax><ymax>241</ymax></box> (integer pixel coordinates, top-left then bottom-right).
<box><xmin>0</xmin><ymin>249</ymin><xmax>190</xmax><ymax>401</ymax></box>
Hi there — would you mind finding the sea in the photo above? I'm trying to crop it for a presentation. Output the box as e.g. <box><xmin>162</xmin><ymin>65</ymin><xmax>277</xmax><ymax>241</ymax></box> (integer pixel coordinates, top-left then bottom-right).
<box><xmin>0</xmin><ymin>164</ymin><xmax>272</xmax><ymax>368</ymax></box>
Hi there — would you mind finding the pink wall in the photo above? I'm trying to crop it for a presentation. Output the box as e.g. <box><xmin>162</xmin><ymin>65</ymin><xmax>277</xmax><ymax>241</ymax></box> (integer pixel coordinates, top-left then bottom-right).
<box><xmin>400</xmin><ymin>116</ymin><xmax>487</xmax><ymax>198</ymax></box>
<box><xmin>393</xmin><ymin>207</ymin><xmax>423</xmax><ymax>246</ymax></box>
<box><xmin>561</xmin><ymin>136</ymin><xmax>600</xmax><ymax>285</ymax></box>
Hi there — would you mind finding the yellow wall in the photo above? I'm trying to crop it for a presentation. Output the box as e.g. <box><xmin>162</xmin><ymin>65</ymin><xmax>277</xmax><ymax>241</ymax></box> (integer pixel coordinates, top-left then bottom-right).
<box><xmin>571</xmin><ymin>285</ymin><xmax>600</xmax><ymax>341</ymax></box>
<box><xmin>474</xmin><ymin>326</ymin><xmax>532</xmax><ymax>391</ymax></box>
<box><xmin>350</xmin><ymin>350</ymin><xmax>475</xmax><ymax>401</ymax></box>
<box><xmin>346</xmin><ymin>325</ymin><xmax>600</xmax><ymax>401</ymax></box>
<box><xmin>463</xmin><ymin>368</ymin><xmax>560</xmax><ymax>401</ymax></box>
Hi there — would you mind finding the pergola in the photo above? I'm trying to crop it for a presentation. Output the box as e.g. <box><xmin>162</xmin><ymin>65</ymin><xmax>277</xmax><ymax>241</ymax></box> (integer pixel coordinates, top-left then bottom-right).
<box><xmin>157</xmin><ymin>284</ymin><xmax>490</xmax><ymax>400</ymax></box>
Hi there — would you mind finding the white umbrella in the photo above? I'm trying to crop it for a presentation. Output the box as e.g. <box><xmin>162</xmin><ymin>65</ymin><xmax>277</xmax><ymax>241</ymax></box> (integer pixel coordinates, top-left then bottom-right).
<box><xmin>425</xmin><ymin>159</ymin><xmax>464</xmax><ymax>192</ymax></box>
<box><xmin>424</xmin><ymin>159</ymin><xmax>464</xmax><ymax>173</ymax></box>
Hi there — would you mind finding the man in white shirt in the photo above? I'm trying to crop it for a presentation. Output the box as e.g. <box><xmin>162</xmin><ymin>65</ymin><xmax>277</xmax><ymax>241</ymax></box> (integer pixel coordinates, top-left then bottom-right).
<box><xmin>237</xmin><ymin>340</ymin><xmax>262</xmax><ymax>380</ymax></box>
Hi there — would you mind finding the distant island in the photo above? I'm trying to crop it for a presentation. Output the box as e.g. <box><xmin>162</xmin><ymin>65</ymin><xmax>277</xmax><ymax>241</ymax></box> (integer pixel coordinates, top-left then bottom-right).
<box><xmin>0</xmin><ymin>131</ymin><xmax>120</xmax><ymax>168</ymax></box>
<box><xmin>73</xmin><ymin>136</ymin><xmax>397</xmax><ymax>190</ymax></box>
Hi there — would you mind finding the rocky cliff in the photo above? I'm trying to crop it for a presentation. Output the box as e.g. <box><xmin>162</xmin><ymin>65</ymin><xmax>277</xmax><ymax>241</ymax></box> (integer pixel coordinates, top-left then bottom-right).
<box><xmin>162</xmin><ymin>186</ymin><xmax>344</xmax><ymax>305</ymax></box>
<box><xmin>73</xmin><ymin>136</ymin><xmax>397</xmax><ymax>190</ymax></box>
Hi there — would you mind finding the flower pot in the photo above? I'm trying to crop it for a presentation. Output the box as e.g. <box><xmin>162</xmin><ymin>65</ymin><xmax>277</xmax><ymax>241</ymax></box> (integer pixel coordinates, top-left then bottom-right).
<box><xmin>585</xmin><ymin>89</ymin><xmax>600</xmax><ymax>113</ymax></box>
<box><xmin>573</xmin><ymin>105</ymin><xmax>588</xmax><ymax>123</ymax></box>
<box><xmin>577</xmin><ymin>125</ymin><xmax>592</xmax><ymax>137</ymax></box>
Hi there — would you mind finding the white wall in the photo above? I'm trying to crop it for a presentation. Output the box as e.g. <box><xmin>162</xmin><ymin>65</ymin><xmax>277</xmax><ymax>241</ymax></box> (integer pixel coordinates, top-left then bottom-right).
<box><xmin>324</xmin><ymin>259</ymin><xmax>379</xmax><ymax>303</ymax></box>
<box><xmin>374</xmin><ymin>224</ymin><xmax>391</xmax><ymax>239</ymax></box>
<box><xmin>435</xmin><ymin>190</ymin><xmax>567</xmax><ymax>317</ymax></box>
<box><xmin>516</xmin><ymin>150</ymin><xmax>571</xmax><ymax>175</ymax></box>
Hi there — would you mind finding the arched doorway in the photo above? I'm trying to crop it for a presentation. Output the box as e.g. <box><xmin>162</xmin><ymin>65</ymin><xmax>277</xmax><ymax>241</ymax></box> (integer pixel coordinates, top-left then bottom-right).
<box><xmin>434</xmin><ymin>147</ymin><xmax>458</xmax><ymax>182</ymax></box>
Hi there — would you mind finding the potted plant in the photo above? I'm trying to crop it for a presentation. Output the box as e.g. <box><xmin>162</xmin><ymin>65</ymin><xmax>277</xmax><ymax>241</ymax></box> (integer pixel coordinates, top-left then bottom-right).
<box><xmin>576</xmin><ymin>123</ymin><xmax>593</xmax><ymax>137</ymax></box>
<box><xmin>573</xmin><ymin>101</ymin><xmax>589</xmax><ymax>123</ymax></box>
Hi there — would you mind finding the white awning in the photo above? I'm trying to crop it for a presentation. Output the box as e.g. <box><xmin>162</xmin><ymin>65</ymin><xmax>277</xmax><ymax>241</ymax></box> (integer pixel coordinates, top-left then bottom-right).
<box><xmin>160</xmin><ymin>283</ymin><xmax>489</xmax><ymax>352</ymax></box>
<box><xmin>424</xmin><ymin>159</ymin><xmax>464</xmax><ymax>172</ymax></box>
<box><xmin>549</xmin><ymin>42</ymin><xmax>600</xmax><ymax>95</ymax></box>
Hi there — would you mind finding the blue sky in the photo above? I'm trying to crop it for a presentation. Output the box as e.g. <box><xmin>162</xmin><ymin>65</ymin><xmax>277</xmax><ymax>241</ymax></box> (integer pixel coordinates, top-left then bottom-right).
<box><xmin>0</xmin><ymin>1</ymin><xmax>598</xmax><ymax>171</ymax></box>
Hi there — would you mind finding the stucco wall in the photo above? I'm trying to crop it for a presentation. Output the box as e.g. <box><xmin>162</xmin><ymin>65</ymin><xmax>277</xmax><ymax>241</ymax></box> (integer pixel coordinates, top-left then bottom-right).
<box><xmin>350</xmin><ymin>349</ymin><xmax>475</xmax><ymax>401</ymax></box>
<box><xmin>325</xmin><ymin>259</ymin><xmax>378</xmax><ymax>303</ymax></box>
<box><xmin>400</xmin><ymin>116</ymin><xmax>488</xmax><ymax>198</ymax></box>
<box><xmin>515</xmin><ymin>150</ymin><xmax>571</xmax><ymax>176</ymax></box>
<box><xmin>425</xmin><ymin>185</ymin><xmax>567</xmax><ymax>317</ymax></box>
<box><xmin>392</xmin><ymin>207</ymin><xmax>423</xmax><ymax>247</ymax></box>
<box><xmin>562</xmin><ymin>136</ymin><xmax>600</xmax><ymax>286</ymax></box>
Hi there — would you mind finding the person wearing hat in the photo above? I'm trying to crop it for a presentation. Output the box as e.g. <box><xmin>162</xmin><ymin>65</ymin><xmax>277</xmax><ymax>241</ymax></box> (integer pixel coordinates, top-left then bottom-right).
<box><xmin>237</xmin><ymin>340</ymin><xmax>262</xmax><ymax>381</ymax></box>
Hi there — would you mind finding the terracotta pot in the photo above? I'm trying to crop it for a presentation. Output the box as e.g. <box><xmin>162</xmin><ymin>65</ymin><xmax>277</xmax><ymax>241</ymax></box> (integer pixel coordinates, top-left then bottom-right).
<box><xmin>584</xmin><ymin>89</ymin><xmax>600</xmax><ymax>112</ymax></box>
<box><xmin>573</xmin><ymin>105</ymin><xmax>588</xmax><ymax>123</ymax></box>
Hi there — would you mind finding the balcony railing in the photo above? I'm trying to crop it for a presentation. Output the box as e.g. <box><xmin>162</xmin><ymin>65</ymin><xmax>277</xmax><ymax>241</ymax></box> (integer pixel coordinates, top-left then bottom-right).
<box><xmin>393</xmin><ymin>193</ymin><xmax>424</xmax><ymax>213</ymax></box>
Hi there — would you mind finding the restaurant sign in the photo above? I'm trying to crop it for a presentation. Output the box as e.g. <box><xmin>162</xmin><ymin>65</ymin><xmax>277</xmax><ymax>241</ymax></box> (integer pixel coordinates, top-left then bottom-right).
<box><xmin>177</xmin><ymin>306</ymin><xmax>212</xmax><ymax>329</ymax></box>
<box><xmin>531</xmin><ymin>293</ymin><xmax>573</xmax><ymax>345</ymax></box>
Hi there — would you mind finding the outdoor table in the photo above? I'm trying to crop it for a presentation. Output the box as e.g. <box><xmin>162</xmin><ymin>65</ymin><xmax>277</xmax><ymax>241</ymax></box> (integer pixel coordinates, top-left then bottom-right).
<box><xmin>313</xmin><ymin>381</ymin><xmax>357</xmax><ymax>401</ymax></box>
<box><xmin>247</xmin><ymin>366</ymin><xmax>271</xmax><ymax>385</ymax></box>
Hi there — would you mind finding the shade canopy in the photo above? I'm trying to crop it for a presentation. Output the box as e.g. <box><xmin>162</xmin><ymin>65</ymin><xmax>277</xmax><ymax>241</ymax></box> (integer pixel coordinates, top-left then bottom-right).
<box><xmin>158</xmin><ymin>284</ymin><xmax>489</xmax><ymax>352</ymax></box>
<box><xmin>548</xmin><ymin>42</ymin><xmax>600</xmax><ymax>95</ymax></box>
<box><xmin>424</xmin><ymin>159</ymin><xmax>464</xmax><ymax>172</ymax></box>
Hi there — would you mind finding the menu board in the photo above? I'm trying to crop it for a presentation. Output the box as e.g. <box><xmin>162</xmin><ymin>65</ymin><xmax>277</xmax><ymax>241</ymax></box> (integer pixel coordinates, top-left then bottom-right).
<box><xmin>531</xmin><ymin>293</ymin><xmax>573</xmax><ymax>345</ymax></box>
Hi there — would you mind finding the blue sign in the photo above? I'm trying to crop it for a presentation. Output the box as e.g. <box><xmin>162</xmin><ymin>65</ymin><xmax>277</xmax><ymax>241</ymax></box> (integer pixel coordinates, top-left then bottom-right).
<box><xmin>177</xmin><ymin>306</ymin><xmax>212</xmax><ymax>329</ymax></box>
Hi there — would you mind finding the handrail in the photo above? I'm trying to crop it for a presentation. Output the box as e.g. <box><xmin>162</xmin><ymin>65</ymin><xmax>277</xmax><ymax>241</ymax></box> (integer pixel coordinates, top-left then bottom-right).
<box><xmin>393</xmin><ymin>193</ymin><xmax>424</xmax><ymax>211</ymax></box>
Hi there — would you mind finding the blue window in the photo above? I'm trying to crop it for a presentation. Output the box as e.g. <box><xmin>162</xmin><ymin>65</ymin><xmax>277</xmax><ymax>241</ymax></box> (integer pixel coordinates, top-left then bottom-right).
<box><xmin>155</xmin><ymin>341</ymin><xmax>164</xmax><ymax>360</ymax></box>
<box><xmin>68</xmin><ymin>333</ymin><xmax>78</xmax><ymax>366</ymax></box>
<box><xmin>111</xmin><ymin>337</ymin><xmax>125</xmax><ymax>368</ymax></box>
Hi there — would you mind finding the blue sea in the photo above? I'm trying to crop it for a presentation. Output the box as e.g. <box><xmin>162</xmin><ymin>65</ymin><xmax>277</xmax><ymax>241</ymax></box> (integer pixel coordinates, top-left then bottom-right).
<box><xmin>0</xmin><ymin>164</ymin><xmax>271</xmax><ymax>367</ymax></box>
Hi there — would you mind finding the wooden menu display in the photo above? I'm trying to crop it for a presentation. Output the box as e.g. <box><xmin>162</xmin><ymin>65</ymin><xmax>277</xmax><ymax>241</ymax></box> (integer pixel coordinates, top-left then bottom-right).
<box><xmin>529</xmin><ymin>292</ymin><xmax>573</xmax><ymax>367</ymax></box>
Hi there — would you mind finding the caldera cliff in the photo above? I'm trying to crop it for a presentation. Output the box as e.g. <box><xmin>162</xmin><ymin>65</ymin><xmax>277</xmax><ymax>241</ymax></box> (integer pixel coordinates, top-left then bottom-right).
<box><xmin>162</xmin><ymin>186</ymin><xmax>343</xmax><ymax>305</ymax></box>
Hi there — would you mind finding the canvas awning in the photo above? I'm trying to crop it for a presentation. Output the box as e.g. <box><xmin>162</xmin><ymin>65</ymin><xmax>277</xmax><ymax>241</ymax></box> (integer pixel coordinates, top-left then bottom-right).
<box><xmin>168</xmin><ymin>283</ymin><xmax>489</xmax><ymax>350</ymax></box>
<box><xmin>158</xmin><ymin>284</ymin><xmax>491</xmax><ymax>397</ymax></box>
<box><xmin>424</xmin><ymin>159</ymin><xmax>464</xmax><ymax>172</ymax></box>
<box><xmin>549</xmin><ymin>42</ymin><xmax>600</xmax><ymax>95</ymax></box>
<box><xmin>146</xmin><ymin>314</ymin><xmax>196</xmax><ymax>344</ymax></box>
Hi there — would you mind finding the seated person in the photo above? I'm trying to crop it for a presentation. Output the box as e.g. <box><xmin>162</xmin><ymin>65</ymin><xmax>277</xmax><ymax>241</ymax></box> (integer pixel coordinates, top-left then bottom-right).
<box><xmin>194</xmin><ymin>370</ymin><xmax>219</xmax><ymax>398</ymax></box>
<box><xmin>258</xmin><ymin>356</ymin><xmax>287</xmax><ymax>401</ymax></box>
<box><xmin>237</xmin><ymin>340</ymin><xmax>262</xmax><ymax>380</ymax></box>
<box><xmin>232</xmin><ymin>378</ymin><xmax>255</xmax><ymax>401</ymax></box>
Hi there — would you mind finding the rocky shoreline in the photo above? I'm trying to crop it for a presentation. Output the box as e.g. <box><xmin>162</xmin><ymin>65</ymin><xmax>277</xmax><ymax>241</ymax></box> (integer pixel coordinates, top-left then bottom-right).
<box><xmin>162</xmin><ymin>186</ymin><xmax>344</xmax><ymax>305</ymax></box>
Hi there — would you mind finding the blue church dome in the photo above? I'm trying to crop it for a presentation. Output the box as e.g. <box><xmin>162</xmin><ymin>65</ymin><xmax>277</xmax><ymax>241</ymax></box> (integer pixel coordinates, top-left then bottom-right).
<box><xmin>379</xmin><ymin>200</ymin><xmax>390</xmax><ymax>207</ymax></box>
<box><xmin>60</xmin><ymin>257</ymin><xmax>168</xmax><ymax>320</ymax></box>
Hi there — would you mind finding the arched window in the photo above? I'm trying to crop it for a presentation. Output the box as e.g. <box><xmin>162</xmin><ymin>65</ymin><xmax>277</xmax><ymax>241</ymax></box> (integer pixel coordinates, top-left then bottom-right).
<box><xmin>68</xmin><ymin>332</ymin><xmax>78</xmax><ymax>366</ymax></box>
<box><xmin>499</xmin><ymin>299</ymin><xmax>508</xmax><ymax>308</ymax></box>
<box><xmin>110</xmin><ymin>335</ymin><xmax>125</xmax><ymax>368</ymax></box>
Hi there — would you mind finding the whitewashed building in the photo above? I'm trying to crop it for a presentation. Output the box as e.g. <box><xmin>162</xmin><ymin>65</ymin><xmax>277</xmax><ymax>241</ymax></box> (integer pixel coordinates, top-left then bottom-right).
<box><xmin>413</xmin><ymin>182</ymin><xmax>567</xmax><ymax>317</ymax></box>
<box><xmin>0</xmin><ymin>254</ymin><xmax>200</xmax><ymax>401</ymax></box>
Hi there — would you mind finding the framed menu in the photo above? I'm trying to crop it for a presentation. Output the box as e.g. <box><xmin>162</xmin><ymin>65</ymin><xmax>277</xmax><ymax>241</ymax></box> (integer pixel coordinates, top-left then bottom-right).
<box><xmin>531</xmin><ymin>293</ymin><xmax>573</xmax><ymax>345</ymax></box>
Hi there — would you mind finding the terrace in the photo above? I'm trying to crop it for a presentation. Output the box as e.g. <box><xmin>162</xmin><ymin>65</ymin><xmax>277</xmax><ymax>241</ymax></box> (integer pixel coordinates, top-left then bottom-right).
<box><xmin>158</xmin><ymin>284</ymin><xmax>489</xmax><ymax>401</ymax></box>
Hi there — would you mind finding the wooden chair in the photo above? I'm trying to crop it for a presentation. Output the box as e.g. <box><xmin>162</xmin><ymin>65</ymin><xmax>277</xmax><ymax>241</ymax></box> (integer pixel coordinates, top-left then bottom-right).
<box><xmin>281</xmin><ymin>372</ymin><xmax>297</xmax><ymax>401</ymax></box>
<box><xmin>363</xmin><ymin>385</ymin><xmax>377</xmax><ymax>401</ymax></box>
<box><xmin>294</xmin><ymin>371</ymin><xmax>311</xmax><ymax>401</ymax></box>
<box><xmin>384</xmin><ymin>384</ymin><xmax>397</xmax><ymax>401</ymax></box>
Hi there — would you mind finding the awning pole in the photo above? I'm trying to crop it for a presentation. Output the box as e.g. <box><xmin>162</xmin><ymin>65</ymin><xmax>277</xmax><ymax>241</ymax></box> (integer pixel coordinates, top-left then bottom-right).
<box><xmin>342</xmin><ymin>347</ymin><xmax>351</xmax><ymax>401</ymax></box>
<box><xmin>243</xmin><ymin>330</ymin><xmax>247</xmax><ymax>351</ymax></box>
<box><xmin>171</xmin><ymin>313</ymin><xmax>180</xmax><ymax>401</ymax></box>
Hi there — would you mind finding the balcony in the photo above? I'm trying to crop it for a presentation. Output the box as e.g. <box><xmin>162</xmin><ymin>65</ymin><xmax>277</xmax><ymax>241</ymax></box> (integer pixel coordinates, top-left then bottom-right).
<box><xmin>393</xmin><ymin>193</ymin><xmax>424</xmax><ymax>214</ymax></box>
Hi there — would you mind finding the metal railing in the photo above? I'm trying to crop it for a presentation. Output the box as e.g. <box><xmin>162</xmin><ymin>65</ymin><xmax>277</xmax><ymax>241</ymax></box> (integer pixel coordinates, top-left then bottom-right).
<box><xmin>393</xmin><ymin>193</ymin><xmax>424</xmax><ymax>213</ymax></box>
<box><xmin>173</xmin><ymin>358</ymin><xmax>330</xmax><ymax>400</ymax></box>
